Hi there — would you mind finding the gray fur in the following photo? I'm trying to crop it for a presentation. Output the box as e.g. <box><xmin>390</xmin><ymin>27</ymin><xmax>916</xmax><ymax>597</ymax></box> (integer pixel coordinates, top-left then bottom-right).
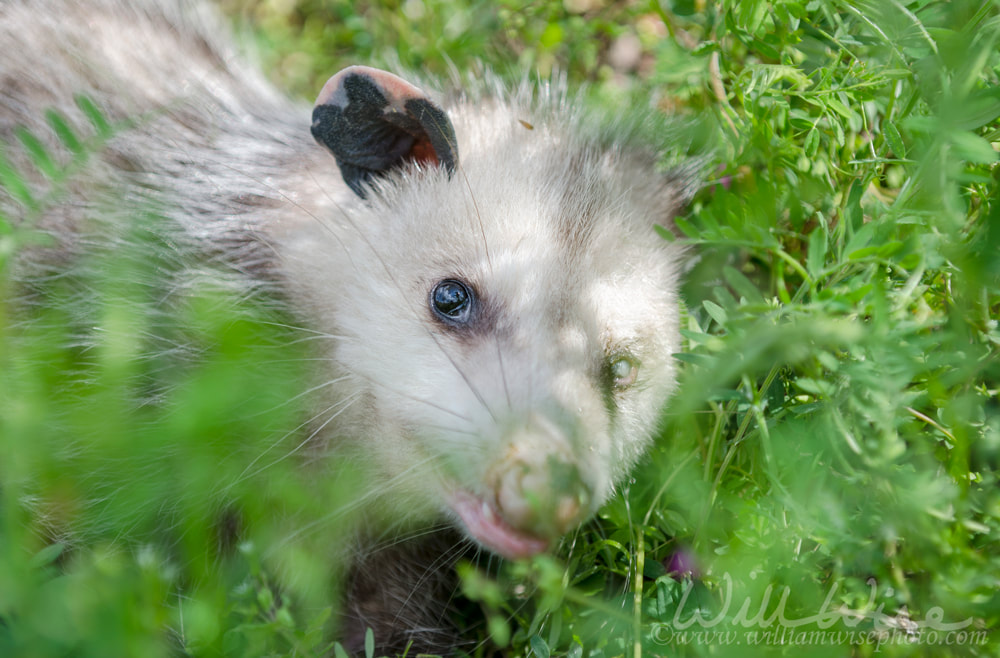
<box><xmin>1</xmin><ymin>0</ymin><xmax>696</xmax><ymax>654</ymax></box>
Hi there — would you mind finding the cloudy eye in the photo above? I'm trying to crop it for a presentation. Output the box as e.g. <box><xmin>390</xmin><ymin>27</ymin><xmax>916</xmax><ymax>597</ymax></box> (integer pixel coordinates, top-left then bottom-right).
<box><xmin>607</xmin><ymin>353</ymin><xmax>639</xmax><ymax>390</ymax></box>
<box><xmin>431</xmin><ymin>279</ymin><xmax>474</xmax><ymax>324</ymax></box>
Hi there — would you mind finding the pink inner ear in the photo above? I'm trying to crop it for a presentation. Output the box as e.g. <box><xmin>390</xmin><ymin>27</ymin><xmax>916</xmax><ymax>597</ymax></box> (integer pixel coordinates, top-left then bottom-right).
<box><xmin>409</xmin><ymin>139</ymin><xmax>440</xmax><ymax>167</ymax></box>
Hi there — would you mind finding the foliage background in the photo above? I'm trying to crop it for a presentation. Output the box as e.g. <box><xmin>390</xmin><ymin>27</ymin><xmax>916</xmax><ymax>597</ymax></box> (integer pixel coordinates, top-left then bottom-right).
<box><xmin>1</xmin><ymin>0</ymin><xmax>999</xmax><ymax>656</ymax></box>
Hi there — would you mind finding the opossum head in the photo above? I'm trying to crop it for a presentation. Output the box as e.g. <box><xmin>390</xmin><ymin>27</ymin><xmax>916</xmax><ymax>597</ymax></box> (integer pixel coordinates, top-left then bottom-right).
<box><xmin>303</xmin><ymin>67</ymin><xmax>687</xmax><ymax>559</ymax></box>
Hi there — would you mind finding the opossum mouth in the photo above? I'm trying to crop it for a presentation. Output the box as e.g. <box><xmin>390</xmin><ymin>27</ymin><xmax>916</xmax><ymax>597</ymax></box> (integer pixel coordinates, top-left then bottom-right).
<box><xmin>447</xmin><ymin>490</ymin><xmax>549</xmax><ymax>559</ymax></box>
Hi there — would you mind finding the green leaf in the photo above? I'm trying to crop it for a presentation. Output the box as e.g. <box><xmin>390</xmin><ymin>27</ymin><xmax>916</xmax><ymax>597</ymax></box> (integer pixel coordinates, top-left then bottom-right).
<box><xmin>654</xmin><ymin>223</ymin><xmax>676</xmax><ymax>242</ymax></box>
<box><xmin>824</xmin><ymin>96</ymin><xmax>857</xmax><ymax>122</ymax></box>
<box><xmin>843</xmin><ymin>180</ymin><xmax>865</xmax><ymax>232</ymax></box>
<box><xmin>738</xmin><ymin>0</ymin><xmax>770</xmax><ymax>36</ymax></box>
<box><xmin>807</xmin><ymin>225</ymin><xmax>828</xmax><ymax>278</ymax></box>
<box><xmin>29</xmin><ymin>542</ymin><xmax>66</xmax><ymax>568</ymax></box>
<box><xmin>680</xmin><ymin>328</ymin><xmax>712</xmax><ymax>344</ymax></box>
<box><xmin>488</xmin><ymin>613</ymin><xmax>510</xmax><ymax>647</ymax></box>
<box><xmin>883</xmin><ymin>120</ymin><xmax>906</xmax><ymax>158</ymax></box>
<box><xmin>673</xmin><ymin>216</ymin><xmax>699</xmax><ymax>239</ymax></box>
<box><xmin>848</xmin><ymin>245</ymin><xmax>881</xmax><ymax>261</ymax></box>
<box><xmin>703</xmin><ymin>300</ymin><xmax>728</xmax><ymax>327</ymax></box>
<box><xmin>0</xmin><ymin>146</ymin><xmax>37</xmax><ymax>211</ymax></box>
<box><xmin>951</xmin><ymin>90</ymin><xmax>1000</xmax><ymax>131</ymax></box>
<box><xmin>950</xmin><ymin>131</ymin><xmax>998</xmax><ymax>164</ymax></box>
<box><xmin>804</xmin><ymin>126</ymin><xmax>820</xmax><ymax>158</ymax></box>
<box><xmin>76</xmin><ymin>94</ymin><xmax>114</xmax><ymax>138</ymax></box>
<box><xmin>673</xmin><ymin>352</ymin><xmax>716</xmax><ymax>367</ymax></box>
<box><xmin>723</xmin><ymin>265</ymin><xmax>765</xmax><ymax>304</ymax></box>
<box><xmin>530</xmin><ymin>634</ymin><xmax>551</xmax><ymax>658</ymax></box>
<box><xmin>45</xmin><ymin>109</ymin><xmax>84</xmax><ymax>157</ymax></box>
<box><xmin>691</xmin><ymin>41</ymin><xmax>719</xmax><ymax>56</ymax></box>
<box><xmin>844</xmin><ymin>221</ymin><xmax>875</xmax><ymax>257</ymax></box>
<box><xmin>832</xmin><ymin>115</ymin><xmax>845</xmax><ymax>147</ymax></box>
<box><xmin>795</xmin><ymin>377</ymin><xmax>835</xmax><ymax>396</ymax></box>
<box><xmin>540</xmin><ymin>22</ymin><xmax>563</xmax><ymax>49</ymax></box>
<box><xmin>876</xmin><ymin>241</ymin><xmax>904</xmax><ymax>258</ymax></box>
<box><xmin>15</xmin><ymin>128</ymin><xmax>58</xmax><ymax>180</ymax></box>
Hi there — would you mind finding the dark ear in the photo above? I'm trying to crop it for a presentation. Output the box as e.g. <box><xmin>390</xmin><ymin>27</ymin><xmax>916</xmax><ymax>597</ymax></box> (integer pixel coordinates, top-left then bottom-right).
<box><xmin>311</xmin><ymin>66</ymin><xmax>458</xmax><ymax>198</ymax></box>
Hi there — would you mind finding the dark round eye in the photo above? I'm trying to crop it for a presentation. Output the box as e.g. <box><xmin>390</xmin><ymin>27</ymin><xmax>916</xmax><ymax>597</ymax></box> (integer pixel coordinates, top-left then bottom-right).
<box><xmin>431</xmin><ymin>279</ymin><xmax>473</xmax><ymax>324</ymax></box>
<box><xmin>607</xmin><ymin>354</ymin><xmax>639</xmax><ymax>390</ymax></box>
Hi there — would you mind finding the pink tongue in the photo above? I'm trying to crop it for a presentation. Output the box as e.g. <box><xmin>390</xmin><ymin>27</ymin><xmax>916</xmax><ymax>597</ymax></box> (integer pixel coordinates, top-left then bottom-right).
<box><xmin>448</xmin><ymin>491</ymin><xmax>549</xmax><ymax>559</ymax></box>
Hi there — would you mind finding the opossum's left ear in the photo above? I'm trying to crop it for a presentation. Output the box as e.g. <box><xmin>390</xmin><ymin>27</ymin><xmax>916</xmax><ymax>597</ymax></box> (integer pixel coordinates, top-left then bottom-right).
<box><xmin>311</xmin><ymin>66</ymin><xmax>458</xmax><ymax>198</ymax></box>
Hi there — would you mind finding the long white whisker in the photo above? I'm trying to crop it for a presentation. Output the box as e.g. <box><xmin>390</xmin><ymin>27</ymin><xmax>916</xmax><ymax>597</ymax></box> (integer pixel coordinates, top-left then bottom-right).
<box><xmin>495</xmin><ymin>337</ymin><xmax>512</xmax><ymax>412</ymax></box>
<box><xmin>242</xmin><ymin>374</ymin><xmax>352</xmax><ymax>419</ymax></box>
<box><xmin>229</xmin><ymin>392</ymin><xmax>359</xmax><ymax>488</ymax></box>
<box><xmin>267</xmin><ymin>452</ymin><xmax>443</xmax><ymax>553</ymax></box>
<box><xmin>420</xmin><ymin>423</ymin><xmax>478</xmax><ymax>438</ymax></box>
<box><xmin>347</xmin><ymin>367</ymin><xmax>475</xmax><ymax>424</ymax></box>
<box><xmin>391</xmin><ymin>534</ymin><xmax>476</xmax><ymax>630</ymax></box>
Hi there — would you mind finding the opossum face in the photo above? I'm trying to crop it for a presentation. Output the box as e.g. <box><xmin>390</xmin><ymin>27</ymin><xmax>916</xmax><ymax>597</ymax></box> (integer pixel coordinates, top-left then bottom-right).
<box><xmin>305</xmin><ymin>67</ymin><xmax>684</xmax><ymax>558</ymax></box>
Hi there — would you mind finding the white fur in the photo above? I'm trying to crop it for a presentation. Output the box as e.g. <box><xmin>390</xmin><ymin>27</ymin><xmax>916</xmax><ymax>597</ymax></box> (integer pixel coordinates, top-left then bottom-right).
<box><xmin>1</xmin><ymin>0</ymin><xmax>691</xmax><ymax>552</ymax></box>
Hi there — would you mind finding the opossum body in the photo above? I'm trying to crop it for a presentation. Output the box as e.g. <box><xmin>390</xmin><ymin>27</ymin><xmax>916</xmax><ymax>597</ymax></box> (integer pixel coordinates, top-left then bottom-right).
<box><xmin>1</xmin><ymin>0</ymin><xmax>693</xmax><ymax>653</ymax></box>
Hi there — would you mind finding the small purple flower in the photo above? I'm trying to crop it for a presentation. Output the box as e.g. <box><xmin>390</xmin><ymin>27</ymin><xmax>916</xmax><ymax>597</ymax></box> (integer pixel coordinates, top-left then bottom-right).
<box><xmin>664</xmin><ymin>547</ymin><xmax>700</xmax><ymax>579</ymax></box>
<box><xmin>715</xmin><ymin>164</ymin><xmax>733</xmax><ymax>190</ymax></box>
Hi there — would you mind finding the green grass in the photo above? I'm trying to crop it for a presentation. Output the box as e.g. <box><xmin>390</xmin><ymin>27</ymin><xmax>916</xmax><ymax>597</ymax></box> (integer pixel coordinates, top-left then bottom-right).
<box><xmin>2</xmin><ymin>0</ymin><xmax>999</xmax><ymax>657</ymax></box>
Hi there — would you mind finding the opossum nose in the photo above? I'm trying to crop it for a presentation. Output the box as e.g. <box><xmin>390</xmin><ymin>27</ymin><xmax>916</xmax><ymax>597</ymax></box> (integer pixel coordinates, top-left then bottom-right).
<box><xmin>494</xmin><ymin>444</ymin><xmax>593</xmax><ymax>538</ymax></box>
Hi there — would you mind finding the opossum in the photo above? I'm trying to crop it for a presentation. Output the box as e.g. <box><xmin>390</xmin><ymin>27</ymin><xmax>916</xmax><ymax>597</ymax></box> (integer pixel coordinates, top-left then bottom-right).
<box><xmin>0</xmin><ymin>0</ymin><xmax>695</xmax><ymax>654</ymax></box>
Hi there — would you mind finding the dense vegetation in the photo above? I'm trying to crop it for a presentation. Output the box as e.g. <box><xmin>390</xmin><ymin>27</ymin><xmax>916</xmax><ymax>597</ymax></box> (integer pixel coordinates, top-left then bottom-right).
<box><xmin>2</xmin><ymin>0</ymin><xmax>998</xmax><ymax>656</ymax></box>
